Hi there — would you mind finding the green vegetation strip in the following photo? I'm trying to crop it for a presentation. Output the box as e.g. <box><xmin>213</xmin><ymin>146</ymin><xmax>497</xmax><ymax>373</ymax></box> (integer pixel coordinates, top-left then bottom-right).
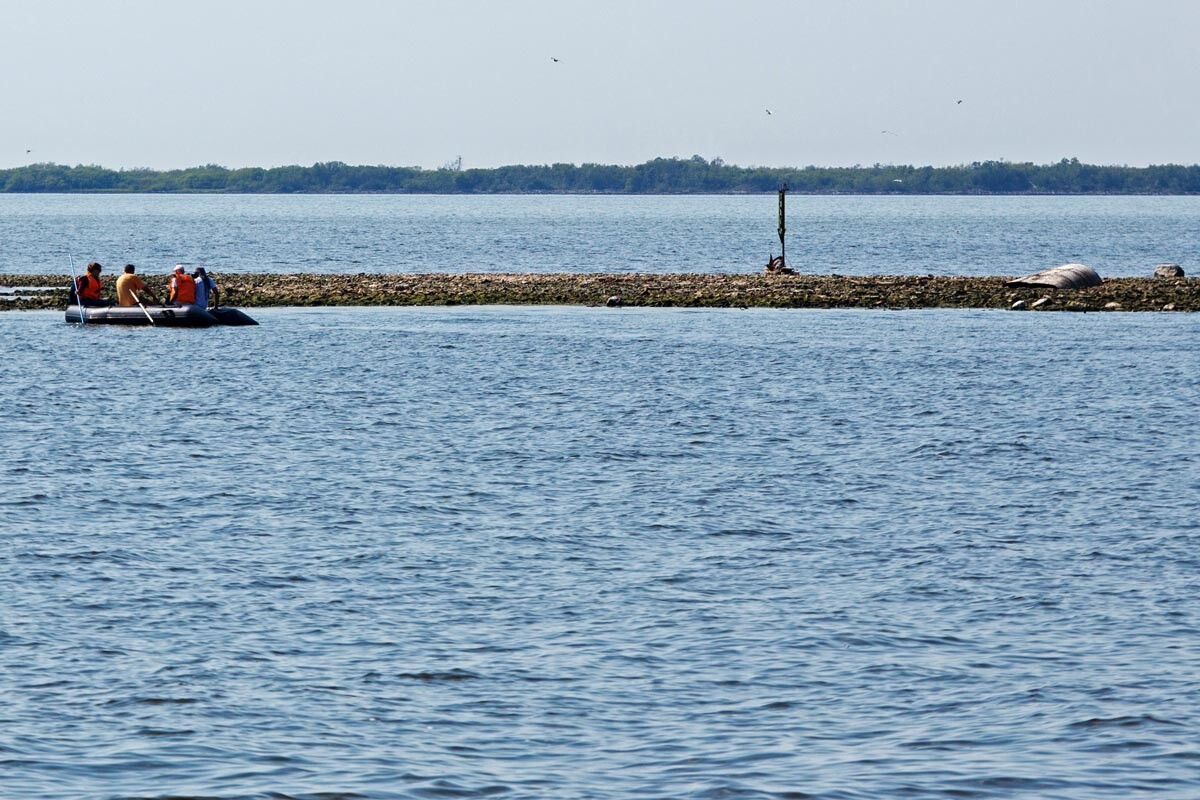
<box><xmin>3</xmin><ymin>273</ymin><xmax>1196</xmax><ymax>312</ymax></box>
<box><xmin>7</xmin><ymin>157</ymin><xmax>1200</xmax><ymax>194</ymax></box>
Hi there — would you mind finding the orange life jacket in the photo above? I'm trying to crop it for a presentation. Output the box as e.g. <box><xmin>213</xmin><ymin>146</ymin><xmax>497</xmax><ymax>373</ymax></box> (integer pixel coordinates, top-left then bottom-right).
<box><xmin>76</xmin><ymin>274</ymin><xmax>102</xmax><ymax>300</ymax></box>
<box><xmin>170</xmin><ymin>273</ymin><xmax>196</xmax><ymax>304</ymax></box>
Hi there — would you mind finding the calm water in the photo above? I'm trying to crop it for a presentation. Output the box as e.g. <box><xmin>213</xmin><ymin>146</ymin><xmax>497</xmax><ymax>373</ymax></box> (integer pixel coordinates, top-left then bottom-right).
<box><xmin>0</xmin><ymin>194</ymin><xmax>1197</xmax><ymax>277</ymax></box>
<box><xmin>2</xmin><ymin>305</ymin><xmax>1198</xmax><ymax>799</ymax></box>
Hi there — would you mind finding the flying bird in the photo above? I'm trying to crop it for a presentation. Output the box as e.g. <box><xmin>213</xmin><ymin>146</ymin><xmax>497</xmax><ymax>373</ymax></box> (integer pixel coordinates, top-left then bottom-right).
<box><xmin>765</xmin><ymin>109</ymin><xmax>772</xmax><ymax>115</ymax></box>
<box><xmin>881</xmin><ymin>130</ymin><xmax>899</xmax><ymax>136</ymax></box>
<box><xmin>551</xmin><ymin>57</ymin><xmax>560</xmax><ymax>63</ymax></box>
<box><xmin>956</xmin><ymin>99</ymin><xmax>963</xmax><ymax>105</ymax></box>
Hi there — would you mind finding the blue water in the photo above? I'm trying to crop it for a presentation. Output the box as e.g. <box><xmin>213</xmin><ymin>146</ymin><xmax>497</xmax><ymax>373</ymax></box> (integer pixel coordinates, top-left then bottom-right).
<box><xmin>2</xmin><ymin>306</ymin><xmax>1198</xmax><ymax>799</ymax></box>
<box><xmin>0</xmin><ymin>194</ymin><xmax>1197</xmax><ymax>277</ymax></box>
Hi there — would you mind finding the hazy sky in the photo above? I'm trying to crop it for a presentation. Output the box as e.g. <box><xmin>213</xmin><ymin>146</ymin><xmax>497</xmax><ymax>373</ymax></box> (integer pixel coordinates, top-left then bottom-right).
<box><xmin>4</xmin><ymin>0</ymin><xmax>1198</xmax><ymax>170</ymax></box>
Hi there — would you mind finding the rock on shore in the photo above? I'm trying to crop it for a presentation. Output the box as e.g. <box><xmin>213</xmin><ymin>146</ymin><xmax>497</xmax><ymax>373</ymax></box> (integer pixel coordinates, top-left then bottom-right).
<box><xmin>2</xmin><ymin>273</ymin><xmax>1197</xmax><ymax>312</ymax></box>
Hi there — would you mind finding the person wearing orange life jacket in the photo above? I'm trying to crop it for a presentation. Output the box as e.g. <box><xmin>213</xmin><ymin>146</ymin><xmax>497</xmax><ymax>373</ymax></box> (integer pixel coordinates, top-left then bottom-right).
<box><xmin>74</xmin><ymin>262</ymin><xmax>109</xmax><ymax>307</ymax></box>
<box><xmin>167</xmin><ymin>264</ymin><xmax>197</xmax><ymax>305</ymax></box>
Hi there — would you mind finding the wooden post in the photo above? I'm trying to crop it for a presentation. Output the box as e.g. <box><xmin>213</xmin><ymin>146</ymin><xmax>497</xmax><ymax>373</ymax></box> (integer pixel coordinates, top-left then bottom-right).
<box><xmin>777</xmin><ymin>183</ymin><xmax>788</xmax><ymax>267</ymax></box>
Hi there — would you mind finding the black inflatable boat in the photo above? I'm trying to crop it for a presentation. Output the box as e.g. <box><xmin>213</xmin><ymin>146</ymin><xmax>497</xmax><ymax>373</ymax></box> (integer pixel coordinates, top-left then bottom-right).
<box><xmin>65</xmin><ymin>304</ymin><xmax>258</xmax><ymax>327</ymax></box>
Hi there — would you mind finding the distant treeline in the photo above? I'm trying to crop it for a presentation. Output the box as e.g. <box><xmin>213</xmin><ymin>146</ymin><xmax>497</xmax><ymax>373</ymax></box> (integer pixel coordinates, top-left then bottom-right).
<box><xmin>5</xmin><ymin>157</ymin><xmax>1200</xmax><ymax>194</ymax></box>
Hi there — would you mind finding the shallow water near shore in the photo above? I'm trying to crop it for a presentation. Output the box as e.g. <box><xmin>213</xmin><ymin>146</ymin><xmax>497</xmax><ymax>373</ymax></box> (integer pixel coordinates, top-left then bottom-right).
<box><xmin>2</xmin><ymin>306</ymin><xmax>1199</xmax><ymax>799</ymax></box>
<box><xmin>1</xmin><ymin>193</ymin><xmax>1198</xmax><ymax>276</ymax></box>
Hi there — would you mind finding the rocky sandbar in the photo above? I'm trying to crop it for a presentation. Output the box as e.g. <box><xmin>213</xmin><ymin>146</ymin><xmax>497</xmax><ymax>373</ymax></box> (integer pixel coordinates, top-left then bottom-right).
<box><xmin>2</xmin><ymin>273</ymin><xmax>1196</xmax><ymax>312</ymax></box>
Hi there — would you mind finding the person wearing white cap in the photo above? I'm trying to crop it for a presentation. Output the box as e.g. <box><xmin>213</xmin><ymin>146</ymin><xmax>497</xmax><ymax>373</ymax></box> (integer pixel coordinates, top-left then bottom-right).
<box><xmin>167</xmin><ymin>264</ymin><xmax>197</xmax><ymax>305</ymax></box>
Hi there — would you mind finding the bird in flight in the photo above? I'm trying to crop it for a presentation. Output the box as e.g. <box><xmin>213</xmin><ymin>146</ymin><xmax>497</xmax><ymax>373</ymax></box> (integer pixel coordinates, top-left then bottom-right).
<box><xmin>551</xmin><ymin>57</ymin><xmax>560</xmax><ymax>63</ymax></box>
<box><xmin>881</xmin><ymin>130</ymin><xmax>899</xmax><ymax>136</ymax></box>
<box><xmin>26</xmin><ymin>149</ymin><xmax>31</xmax><ymax>153</ymax></box>
<box><xmin>956</xmin><ymin>99</ymin><xmax>963</xmax><ymax>105</ymax></box>
<box><xmin>765</xmin><ymin>109</ymin><xmax>772</xmax><ymax>115</ymax></box>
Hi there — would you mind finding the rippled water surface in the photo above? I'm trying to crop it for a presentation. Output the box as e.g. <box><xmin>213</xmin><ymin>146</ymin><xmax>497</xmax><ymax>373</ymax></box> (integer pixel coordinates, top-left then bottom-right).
<box><xmin>2</xmin><ymin>306</ymin><xmax>1199</xmax><ymax>799</ymax></box>
<box><xmin>1</xmin><ymin>194</ymin><xmax>1198</xmax><ymax>276</ymax></box>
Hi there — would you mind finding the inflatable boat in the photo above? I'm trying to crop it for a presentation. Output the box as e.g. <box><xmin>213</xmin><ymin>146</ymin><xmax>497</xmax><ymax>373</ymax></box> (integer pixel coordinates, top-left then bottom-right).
<box><xmin>65</xmin><ymin>304</ymin><xmax>258</xmax><ymax>327</ymax></box>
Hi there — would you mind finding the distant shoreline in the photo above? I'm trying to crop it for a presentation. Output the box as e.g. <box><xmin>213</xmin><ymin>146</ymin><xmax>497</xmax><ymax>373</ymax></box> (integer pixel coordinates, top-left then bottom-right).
<box><xmin>3</xmin><ymin>191</ymin><xmax>1200</xmax><ymax>197</ymax></box>
<box><xmin>3</xmin><ymin>273</ymin><xmax>1196</xmax><ymax>312</ymax></box>
<box><xmin>5</xmin><ymin>157</ymin><xmax>1200</xmax><ymax>195</ymax></box>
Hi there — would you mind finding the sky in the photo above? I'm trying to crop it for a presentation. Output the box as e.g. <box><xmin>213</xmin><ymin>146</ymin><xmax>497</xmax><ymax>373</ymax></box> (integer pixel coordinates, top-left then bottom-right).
<box><xmin>3</xmin><ymin>0</ymin><xmax>1199</xmax><ymax>170</ymax></box>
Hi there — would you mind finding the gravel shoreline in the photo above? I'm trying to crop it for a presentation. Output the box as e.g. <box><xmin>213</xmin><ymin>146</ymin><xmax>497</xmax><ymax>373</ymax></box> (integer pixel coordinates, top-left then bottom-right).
<box><xmin>2</xmin><ymin>273</ymin><xmax>1197</xmax><ymax>312</ymax></box>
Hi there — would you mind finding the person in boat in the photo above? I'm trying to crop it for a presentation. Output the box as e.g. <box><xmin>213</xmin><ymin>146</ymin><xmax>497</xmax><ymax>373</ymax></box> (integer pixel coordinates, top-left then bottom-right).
<box><xmin>191</xmin><ymin>267</ymin><xmax>219</xmax><ymax>310</ymax></box>
<box><xmin>74</xmin><ymin>262</ymin><xmax>109</xmax><ymax>307</ymax></box>
<box><xmin>167</xmin><ymin>264</ymin><xmax>197</xmax><ymax>306</ymax></box>
<box><xmin>115</xmin><ymin>264</ymin><xmax>161</xmax><ymax>307</ymax></box>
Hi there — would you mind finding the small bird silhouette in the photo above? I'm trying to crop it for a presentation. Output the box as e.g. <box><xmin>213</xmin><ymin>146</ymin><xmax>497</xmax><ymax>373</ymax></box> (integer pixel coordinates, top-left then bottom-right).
<box><xmin>956</xmin><ymin>99</ymin><xmax>963</xmax><ymax>105</ymax></box>
<box><xmin>550</xmin><ymin>57</ymin><xmax>559</xmax><ymax>63</ymax></box>
<box><xmin>765</xmin><ymin>109</ymin><xmax>772</xmax><ymax>115</ymax></box>
<box><xmin>26</xmin><ymin>149</ymin><xmax>31</xmax><ymax>153</ymax></box>
<box><xmin>881</xmin><ymin>130</ymin><xmax>899</xmax><ymax>136</ymax></box>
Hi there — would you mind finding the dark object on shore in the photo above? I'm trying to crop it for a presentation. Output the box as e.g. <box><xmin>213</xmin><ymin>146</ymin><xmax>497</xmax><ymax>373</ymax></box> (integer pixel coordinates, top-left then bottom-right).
<box><xmin>1154</xmin><ymin>263</ymin><xmax>1185</xmax><ymax>278</ymax></box>
<box><xmin>605</xmin><ymin>295</ymin><xmax>623</xmax><ymax>308</ymax></box>
<box><xmin>765</xmin><ymin>255</ymin><xmax>795</xmax><ymax>275</ymax></box>
<box><xmin>65</xmin><ymin>304</ymin><xmax>258</xmax><ymax>327</ymax></box>
<box><xmin>1007</xmin><ymin>263</ymin><xmax>1102</xmax><ymax>289</ymax></box>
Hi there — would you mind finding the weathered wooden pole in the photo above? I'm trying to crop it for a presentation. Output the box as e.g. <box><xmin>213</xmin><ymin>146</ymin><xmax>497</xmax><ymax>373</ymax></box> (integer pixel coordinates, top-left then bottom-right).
<box><xmin>777</xmin><ymin>183</ymin><xmax>788</xmax><ymax>266</ymax></box>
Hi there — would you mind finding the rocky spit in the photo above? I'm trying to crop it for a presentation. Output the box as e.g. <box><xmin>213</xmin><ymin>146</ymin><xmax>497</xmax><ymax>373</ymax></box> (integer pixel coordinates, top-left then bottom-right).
<box><xmin>2</xmin><ymin>273</ymin><xmax>1197</xmax><ymax>312</ymax></box>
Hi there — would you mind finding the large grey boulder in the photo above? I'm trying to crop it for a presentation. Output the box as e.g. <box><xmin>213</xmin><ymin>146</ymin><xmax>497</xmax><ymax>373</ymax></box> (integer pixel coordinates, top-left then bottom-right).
<box><xmin>1154</xmin><ymin>263</ymin><xmax>1185</xmax><ymax>278</ymax></box>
